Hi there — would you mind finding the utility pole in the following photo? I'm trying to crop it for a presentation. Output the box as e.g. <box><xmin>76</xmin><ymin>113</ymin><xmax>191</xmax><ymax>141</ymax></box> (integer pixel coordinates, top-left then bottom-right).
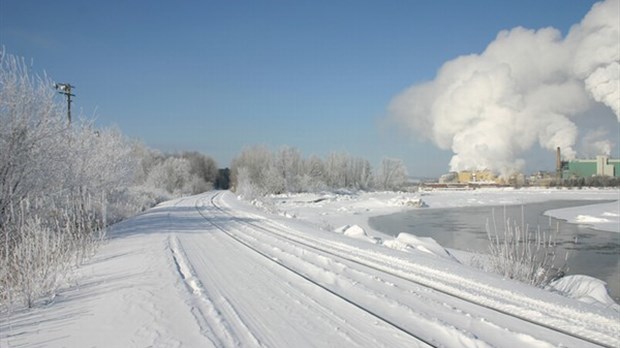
<box><xmin>55</xmin><ymin>83</ymin><xmax>75</xmax><ymax>125</ymax></box>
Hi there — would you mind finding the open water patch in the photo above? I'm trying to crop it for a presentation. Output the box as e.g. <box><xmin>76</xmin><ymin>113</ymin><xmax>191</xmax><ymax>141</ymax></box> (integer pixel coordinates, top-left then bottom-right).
<box><xmin>369</xmin><ymin>200</ymin><xmax>620</xmax><ymax>302</ymax></box>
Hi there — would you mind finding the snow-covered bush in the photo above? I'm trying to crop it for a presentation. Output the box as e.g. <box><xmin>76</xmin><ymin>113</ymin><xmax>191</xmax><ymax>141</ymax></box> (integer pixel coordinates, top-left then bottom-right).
<box><xmin>478</xmin><ymin>212</ymin><xmax>567</xmax><ymax>287</ymax></box>
<box><xmin>6</xmin><ymin>214</ymin><xmax>71</xmax><ymax>308</ymax></box>
<box><xmin>1</xmin><ymin>191</ymin><xmax>106</xmax><ymax>308</ymax></box>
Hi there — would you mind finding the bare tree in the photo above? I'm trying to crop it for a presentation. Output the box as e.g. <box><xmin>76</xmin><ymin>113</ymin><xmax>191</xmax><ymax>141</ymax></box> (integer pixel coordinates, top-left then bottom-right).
<box><xmin>376</xmin><ymin>158</ymin><xmax>409</xmax><ymax>191</ymax></box>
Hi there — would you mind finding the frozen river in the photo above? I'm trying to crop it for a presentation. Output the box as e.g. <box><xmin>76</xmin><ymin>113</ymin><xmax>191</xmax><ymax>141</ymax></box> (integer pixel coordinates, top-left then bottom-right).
<box><xmin>370</xmin><ymin>200</ymin><xmax>620</xmax><ymax>302</ymax></box>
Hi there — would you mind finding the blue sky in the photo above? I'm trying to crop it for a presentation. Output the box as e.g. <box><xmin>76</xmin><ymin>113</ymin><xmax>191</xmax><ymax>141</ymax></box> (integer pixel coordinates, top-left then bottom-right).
<box><xmin>0</xmin><ymin>1</ymin><xmax>602</xmax><ymax>176</ymax></box>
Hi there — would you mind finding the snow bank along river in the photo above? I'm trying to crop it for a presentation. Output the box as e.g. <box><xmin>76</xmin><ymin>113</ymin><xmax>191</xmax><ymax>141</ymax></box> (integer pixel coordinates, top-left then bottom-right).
<box><xmin>369</xmin><ymin>200</ymin><xmax>620</xmax><ymax>302</ymax></box>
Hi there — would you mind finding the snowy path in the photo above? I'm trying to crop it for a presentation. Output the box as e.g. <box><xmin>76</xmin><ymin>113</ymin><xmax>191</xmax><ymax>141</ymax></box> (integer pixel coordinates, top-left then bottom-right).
<box><xmin>2</xmin><ymin>191</ymin><xmax>619</xmax><ymax>347</ymax></box>
<box><xmin>170</xmin><ymin>195</ymin><xmax>428</xmax><ymax>347</ymax></box>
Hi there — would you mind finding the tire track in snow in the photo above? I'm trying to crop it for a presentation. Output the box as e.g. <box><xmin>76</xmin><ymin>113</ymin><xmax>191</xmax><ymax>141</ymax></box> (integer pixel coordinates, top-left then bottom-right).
<box><xmin>195</xmin><ymin>193</ymin><xmax>440</xmax><ymax>348</ymax></box>
<box><xmin>186</xmin><ymin>230</ymin><xmax>408</xmax><ymax>348</ymax></box>
<box><xmin>170</xmin><ymin>195</ymin><xmax>420</xmax><ymax>347</ymax></box>
<box><xmin>204</xmin><ymin>195</ymin><xmax>551</xmax><ymax>347</ymax></box>
<box><xmin>169</xmin><ymin>234</ymin><xmax>262</xmax><ymax>347</ymax></box>
<box><xmin>209</xmin><ymin>192</ymin><xmax>619</xmax><ymax>348</ymax></box>
<box><xmin>253</xmin><ymin>218</ymin><xmax>620</xmax><ymax>347</ymax></box>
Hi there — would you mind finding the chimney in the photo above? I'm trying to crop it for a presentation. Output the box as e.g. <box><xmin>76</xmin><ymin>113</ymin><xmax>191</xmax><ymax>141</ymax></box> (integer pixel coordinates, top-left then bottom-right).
<box><xmin>556</xmin><ymin>147</ymin><xmax>562</xmax><ymax>180</ymax></box>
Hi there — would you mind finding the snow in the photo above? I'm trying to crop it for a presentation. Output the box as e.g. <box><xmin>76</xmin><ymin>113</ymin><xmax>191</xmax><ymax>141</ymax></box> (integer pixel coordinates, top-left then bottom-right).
<box><xmin>267</xmin><ymin>187</ymin><xmax>619</xmax><ymax>240</ymax></box>
<box><xmin>2</xmin><ymin>189</ymin><xmax>619</xmax><ymax>347</ymax></box>
<box><xmin>545</xmin><ymin>201</ymin><xmax>620</xmax><ymax>233</ymax></box>
<box><xmin>547</xmin><ymin>275</ymin><xmax>620</xmax><ymax>310</ymax></box>
<box><xmin>384</xmin><ymin>233</ymin><xmax>459</xmax><ymax>262</ymax></box>
<box><xmin>265</xmin><ymin>187</ymin><xmax>619</xmax><ymax>305</ymax></box>
<box><xmin>334</xmin><ymin>224</ymin><xmax>380</xmax><ymax>244</ymax></box>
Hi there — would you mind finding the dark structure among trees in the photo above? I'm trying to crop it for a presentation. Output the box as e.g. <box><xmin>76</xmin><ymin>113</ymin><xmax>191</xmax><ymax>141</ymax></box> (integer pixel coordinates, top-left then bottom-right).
<box><xmin>215</xmin><ymin>168</ymin><xmax>231</xmax><ymax>190</ymax></box>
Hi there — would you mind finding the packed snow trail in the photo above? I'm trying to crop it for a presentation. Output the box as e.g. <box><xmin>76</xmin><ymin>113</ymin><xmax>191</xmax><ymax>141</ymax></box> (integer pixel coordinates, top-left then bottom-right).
<box><xmin>1</xmin><ymin>191</ymin><xmax>618</xmax><ymax>347</ymax></box>
<box><xmin>200</xmin><ymin>192</ymin><xmax>619</xmax><ymax>347</ymax></box>
<box><xmin>171</xmin><ymin>195</ymin><xmax>429</xmax><ymax>347</ymax></box>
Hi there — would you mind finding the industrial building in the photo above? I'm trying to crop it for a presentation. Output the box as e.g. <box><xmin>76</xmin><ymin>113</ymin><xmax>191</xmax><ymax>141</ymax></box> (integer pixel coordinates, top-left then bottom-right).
<box><xmin>438</xmin><ymin>170</ymin><xmax>501</xmax><ymax>186</ymax></box>
<box><xmin>432</xmin><ymin>147</ymin><xmax>619</xmax><ymax>188</ymax></box>
<box><xmin>557</xmin><ymin>147</ymin><xmax>620</xmax><ymax>179</ymax></box>
<box><xmin>438</xmin><ymin>170</ymin><xmax>526</xmax><ymax>186</ymax></box>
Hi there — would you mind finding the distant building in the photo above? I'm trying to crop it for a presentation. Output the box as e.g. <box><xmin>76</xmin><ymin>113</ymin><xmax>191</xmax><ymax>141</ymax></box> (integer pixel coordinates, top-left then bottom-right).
<box><xmin>436</xmin><ymin>170</ymin><xmax>502</xmax><ymax>186</ymax></box>
<box><xmin>559</xmin><ymin>155</ymin><xmax>620</xmax><ymax>179</ymax></box>
<box><xmin>457</xmin><ymin>169</ymin><xmax>497</xmax><ymax>184</ymax></box>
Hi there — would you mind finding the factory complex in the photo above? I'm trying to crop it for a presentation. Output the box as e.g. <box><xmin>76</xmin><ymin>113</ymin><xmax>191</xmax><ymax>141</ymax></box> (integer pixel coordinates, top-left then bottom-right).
<box><xmin>434</xmin><ymin>148</ymin><xmax>619</xmax><ymax>188</ymax></box>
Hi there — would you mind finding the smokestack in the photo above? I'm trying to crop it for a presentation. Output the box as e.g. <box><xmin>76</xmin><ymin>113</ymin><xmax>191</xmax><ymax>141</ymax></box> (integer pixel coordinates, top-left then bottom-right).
<box><xmin>556</xmin><ymin>147</ymin><xmax>562</xmax><ymax>180</ymax></box>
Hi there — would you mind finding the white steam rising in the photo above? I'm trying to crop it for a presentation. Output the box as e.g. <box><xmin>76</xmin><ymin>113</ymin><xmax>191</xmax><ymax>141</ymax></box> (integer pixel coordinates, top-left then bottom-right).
<box><xmin>389</xmin><ymin>0</ymin><xmax>619</xmax><ymax>176</ymax></box>
<box><xmin>581</xmin><ymin>128</ymin><xmax>614</xmax><ymax>157</ymax></box>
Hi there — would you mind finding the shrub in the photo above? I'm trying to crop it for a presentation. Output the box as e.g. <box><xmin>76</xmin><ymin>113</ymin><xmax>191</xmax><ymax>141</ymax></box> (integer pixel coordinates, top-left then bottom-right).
<box><xmin>479</xmin><ymin>208</ymin><xmax>567</xmax><ymax>287</ymax></box>
<box><xmin>1</xmin><ymin>192</ymin><xmax>105</xmax><ymax>308</ymax></box>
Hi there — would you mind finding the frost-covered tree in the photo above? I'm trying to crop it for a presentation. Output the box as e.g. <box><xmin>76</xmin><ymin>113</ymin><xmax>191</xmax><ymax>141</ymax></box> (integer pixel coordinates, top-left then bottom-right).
<box><xmin>324</xmin><ymin>152</ymin><xmax>348</xmax><ymax>189</ymax></box>
<box><xmin>274</xmin><ymin>146</ymin><xmax>302</xmax><ymax>192</ymax></box>
<box><xmin>230</xmin><ymin>145</ymin><xmax>273</xmax><ymax>194</ymax></box>
<box><xmin>348</xmin><ymin>156</ymin><xmax>373</xmax><ymax>190</ymax></box>
<box><xmin>0</xmin><ymin>50</ymin><xmax>168</xmax><ymax>308</ymax></box>
<box><xmin>131</xmin><ymin>144</ymin><xmax>165</xmax><ymax>185</ymax></box>
<box><xmin>376</xmin><ymin>158</ymin><xmax>409</xmax><ymax>191</ymax></box>
<box><xmin>145</xmin><ymin>157</ymin><xmax>193</xmax><ymax>195</ymax></box>
<box><xmin>0</xmin><ymin>52</ymin><xmax>67</xmax><ymax>226</ymax></box>
<box><xmin>300</xmin><ymin>155</ymin><xmax>327</xmax><ymax>192</ymax></box>
<box><xmin>323</xmin><ymin>152</ymin><xmax>373</xmax><ymax>190</ymax></box>
<box><xmin>63</xmin><ymin>124</ymin><xmax>137</xmax><ymax>195</ymax></box>
<box><xmin>181</xmin><ymin>151</ymin><xmax>218</xmax><ymax>187</ymax></box>
<box><xmin>235</xmin><ymin>166</ymin><xmax>266</xmax><ymax>200</ymax></box>
<box><xmin>231</xmin><ymin>146</ymin><xmax>395</xmax><ymax>195</ymax></box>
<box><xmin>132</xmin><ymin>151</ymin><xmax>218</xmax><ymax>197</ymax></box>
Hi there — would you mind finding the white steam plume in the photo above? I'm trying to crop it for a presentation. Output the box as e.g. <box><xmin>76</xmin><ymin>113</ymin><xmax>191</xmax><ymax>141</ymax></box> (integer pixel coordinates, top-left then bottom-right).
<box><xmin>568</xmin><ymin>0</ymin><xmax>620</xmax><ymax>118</ymax></box>
<box><xmin>389</xmin><ymin>0</ymin><xmax>619</xmax><ymax>177</ymax></box>
<box><xmin>581</xmin><ymin>128</ymin><xmax>614</xmax><ymax>157</ymax></box>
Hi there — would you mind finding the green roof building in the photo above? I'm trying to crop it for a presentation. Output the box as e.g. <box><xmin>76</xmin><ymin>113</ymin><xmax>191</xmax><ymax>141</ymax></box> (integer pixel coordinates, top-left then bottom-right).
<box><xmin>560</xmin><ymin>156</ymin><xmax>620</xmax><ymax>179</ymax></box>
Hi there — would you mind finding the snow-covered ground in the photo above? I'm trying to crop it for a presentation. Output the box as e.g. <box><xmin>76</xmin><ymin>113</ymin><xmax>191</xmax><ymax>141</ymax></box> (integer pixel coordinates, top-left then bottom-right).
<box><xmin>1</xmin><ymin>190</ymin><xmax>619</xmax><ymax>347</ymax></box>
<box><xmin>263</xmin><ymin>187</ymin><xmax>620</xmax><ymax>307</ymax></box>
<box><xmin>545</xmin><ymin>200</ymin><xmax>620</xmax><ymax>233</ymax></box>
<box><xmin>265</xmin><ymin>187</ymin><xmax>620</xmax><ymax>237</ymax></box>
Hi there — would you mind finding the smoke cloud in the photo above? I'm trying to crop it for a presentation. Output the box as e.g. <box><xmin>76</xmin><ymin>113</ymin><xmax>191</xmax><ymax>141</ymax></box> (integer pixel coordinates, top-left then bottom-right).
<box><xmin>388</xmin><ymin>0</ymin><xmax>619</xmax><ymax>176</ymax></box>
<box><xmin>581</xmin><ymin>128</ymin><xmax>614</xmax><ymax>157</ymax></box>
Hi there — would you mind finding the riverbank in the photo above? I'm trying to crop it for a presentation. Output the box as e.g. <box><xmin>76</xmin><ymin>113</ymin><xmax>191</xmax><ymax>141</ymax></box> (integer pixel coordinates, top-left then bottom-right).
<box><xmin>260</xmin><ymin>187</ymin><xmax>619</xmax><ymax>307</ymax></box>
<box><xmin>264</xmin><ymin>187</ymin><xmax>619</xmax><ymax>238</ymax></box>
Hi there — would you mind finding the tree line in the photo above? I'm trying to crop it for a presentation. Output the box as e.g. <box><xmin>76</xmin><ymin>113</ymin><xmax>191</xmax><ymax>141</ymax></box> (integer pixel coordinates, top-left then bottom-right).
<box><xmin>230</xmin><ymin>146</ymin><xmax>409</xmax><ymax>199</ymax></box>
